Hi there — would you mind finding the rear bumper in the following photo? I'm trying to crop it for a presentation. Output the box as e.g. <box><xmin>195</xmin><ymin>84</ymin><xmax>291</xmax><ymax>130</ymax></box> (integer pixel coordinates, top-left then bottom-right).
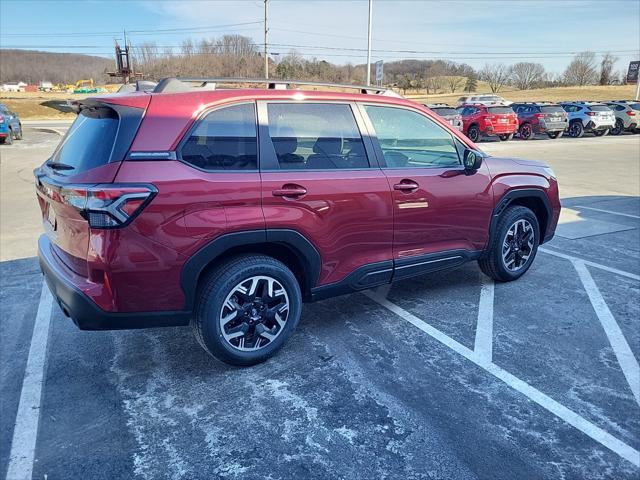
<box><xmin>38</xmin><ymin>234</ymin><xmax>190</xmax><ymax>330</ymax></box>
<box><xmin>483</xmin><ymin>125</ymin><xmax>518</xmax><ymax>136</ymax></box>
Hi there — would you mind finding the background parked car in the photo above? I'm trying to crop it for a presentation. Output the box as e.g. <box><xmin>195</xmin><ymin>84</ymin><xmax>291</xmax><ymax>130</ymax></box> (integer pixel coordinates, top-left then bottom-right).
<box><xmin>425</xmin><ymin>103</ymin><xmax>463</xmax><ymax>131</ymax></box>
<box><xmin>0</xmin><ymin>102</ymin><xmax>22</xmax><ymax>145</ymax></box>
<box><xmin>457</xmin><ymin>103</ymin><xmax>519</xmax><ymax>142</ymax></box>
<box><xmin>606</xmin><ymin>100</ymin><xmax>640</xmax><ymax>135</ymax></box>
<box><xmin>511</xmin><ymin>102</ymin><xmax>568</xmax><ymax>140</ymax></box>
<box><xmin>560</xmin><ymin>101</ymin><xmax>615</xmax><ymax>138</ymax></box>
<box><xmin>456</xmin><ymin>94</ymin><xmax>512</xmax><ymax>106</ymax></box>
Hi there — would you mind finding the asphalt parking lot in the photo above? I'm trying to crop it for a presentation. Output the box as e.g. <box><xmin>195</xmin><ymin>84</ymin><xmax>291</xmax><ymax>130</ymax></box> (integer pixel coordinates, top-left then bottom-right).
<box><xmin>1</xmin><ymin>126</ymin><xmax>639</xmax><ymax>479</ymax></box>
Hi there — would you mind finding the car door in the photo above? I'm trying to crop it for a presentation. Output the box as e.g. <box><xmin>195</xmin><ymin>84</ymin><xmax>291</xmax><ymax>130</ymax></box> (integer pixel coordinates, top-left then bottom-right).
<box><xmin>359</xmin><ymin>103</ymin><xmax>493</xmax><ymax>279</ymax></box>
<box><xmin>258</xmin><ymin>101</ymin><xmax>394</xmax><ymax>289</ymax></box>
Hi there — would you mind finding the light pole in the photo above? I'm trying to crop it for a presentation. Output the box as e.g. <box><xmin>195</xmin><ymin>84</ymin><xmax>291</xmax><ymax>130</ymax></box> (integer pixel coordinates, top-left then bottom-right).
<box><xmin>264</xmin><ymin>0</ymin><xmax>269</xmax><ymax>79</ymax></box>
<box><xmin>366</xmin><ymin>0</ymin><xmax>372</xmax><ymax>85</ymax></box>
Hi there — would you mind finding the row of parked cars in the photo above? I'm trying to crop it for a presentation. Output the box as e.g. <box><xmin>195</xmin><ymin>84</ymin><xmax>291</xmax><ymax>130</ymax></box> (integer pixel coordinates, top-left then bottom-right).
<box><xmin>426</xmin><ymin>98</ymin><xmax>640</xmax><ymax>142</ymax></box>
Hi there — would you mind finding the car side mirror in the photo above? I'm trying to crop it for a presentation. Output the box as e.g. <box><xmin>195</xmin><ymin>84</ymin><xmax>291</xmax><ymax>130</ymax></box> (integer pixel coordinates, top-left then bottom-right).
<box><xmin>463</xmin><ymin>149</ymin><xmax>483</xmax><ymax>171</ymax></box>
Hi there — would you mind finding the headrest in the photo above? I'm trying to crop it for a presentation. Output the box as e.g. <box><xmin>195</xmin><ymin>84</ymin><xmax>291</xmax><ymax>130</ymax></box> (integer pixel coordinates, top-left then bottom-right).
<box><xmin>272</xmin><ymin>136</ymin><xmax>298</xmax><ymax>156</ymax></box>
<box><xmin>312</xmin><ymin>137</ymin><xmax>342</xmax><ymax>155</ymax></box>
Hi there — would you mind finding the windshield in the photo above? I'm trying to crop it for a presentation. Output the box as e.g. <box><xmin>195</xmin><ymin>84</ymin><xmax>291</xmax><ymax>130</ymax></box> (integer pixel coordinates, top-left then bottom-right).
<box><xmin>49</xmin><ymin>108</ymin><xmax>119</xmax><ymax>172</ymax></box>
<box><xmin>541</xmin><ymin>106</ymin><xmax>565</xmax><ymax>114</ymax></box>
<box><xmin>433</xmin><ymin>108</ymin><xmax>459</xmax><ymax>116</ymax></box>
<box><xmin>488</xmin><ymin>107</ymin><xmax>514</xmax><ymax>114</ymax></box>
<box><xmin>589</xmin><ymin>105</ymin><xmax>612</xmax><ymax>112</ymax></box>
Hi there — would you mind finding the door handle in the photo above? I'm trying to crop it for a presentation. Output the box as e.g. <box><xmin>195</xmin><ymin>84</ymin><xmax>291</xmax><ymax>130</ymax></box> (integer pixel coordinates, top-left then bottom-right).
<box><xmin>393</xmin><ymin>180</ymin><xmax>419</xmax><ymax>192</ymax></box>
<box><xmin>272</xmin><ymin>184</ymin><xmax>307</xmax><ymax>198</ymax></box>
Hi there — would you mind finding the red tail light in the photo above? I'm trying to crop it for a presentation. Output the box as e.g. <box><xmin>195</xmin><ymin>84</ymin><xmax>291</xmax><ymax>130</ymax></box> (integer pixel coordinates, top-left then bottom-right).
<box><xmin>59</xmin><ymin>184</ymin><xmax>157</xmax><ymax>228</ymax></box>
<box><xmin>626</xmin><ymin>111</ymin><xmax>635</xmax><ymax>116</ymax></box>
<box><xmin>534</xmin><ymin>113</ymin><xmax>544</xmax><ymax>119</ymax></box>
<box><xmin>0</xmin><ymin>115</ymin><xmax>4</xmax><ymax>124</ymax></box>
<box><xmin>586</xmin><ymin>112</ymin><xmax>596</xmax><ymax>116</ymax></box>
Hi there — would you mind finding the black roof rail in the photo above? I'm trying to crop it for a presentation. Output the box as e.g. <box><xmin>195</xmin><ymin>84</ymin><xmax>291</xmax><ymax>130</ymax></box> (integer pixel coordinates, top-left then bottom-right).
<box><xmin>152</xmin><ymin>77</ymin><xmax>397</xmax><ymax>95</ymax></box>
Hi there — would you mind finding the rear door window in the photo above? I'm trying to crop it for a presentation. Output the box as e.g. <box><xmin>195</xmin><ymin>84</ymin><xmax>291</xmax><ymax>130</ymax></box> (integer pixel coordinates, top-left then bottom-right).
<box><xmin>265</xmin><ymin>103</ymin><xmax>369</xmax><ymax>170</ymax></box>
<box><xmin>48</xmin><ymin>108</ymin><xmax>118</xmax><ymax>172</ymax></box>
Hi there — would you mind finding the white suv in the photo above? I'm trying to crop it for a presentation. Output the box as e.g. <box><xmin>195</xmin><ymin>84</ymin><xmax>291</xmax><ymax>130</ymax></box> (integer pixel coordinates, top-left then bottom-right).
<box><xmin>561</xmin><ymin>102</ymin><xmax>616</xmax><ymax>138</ymax></box>
<box><xmin>456</xmin><ymin>94</ymin><xmax>511</xmax><ymax>106</ymax></box>
<box><xmin>606</xmin><ymin>100</ymin><xmax>640</xmax><ymax>135</ymax></box>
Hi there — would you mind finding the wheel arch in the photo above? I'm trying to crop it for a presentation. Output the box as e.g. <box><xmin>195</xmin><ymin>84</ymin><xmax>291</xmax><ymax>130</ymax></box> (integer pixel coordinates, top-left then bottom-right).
<box><xmin>181</xmin><ymin>229</ymin><xmax>321</xmax><ymax>309</ymax></box>
<box><xmin>490</xmin><ymin>189</ymin><xmax>552</xmax><ymax>246</ymax></box>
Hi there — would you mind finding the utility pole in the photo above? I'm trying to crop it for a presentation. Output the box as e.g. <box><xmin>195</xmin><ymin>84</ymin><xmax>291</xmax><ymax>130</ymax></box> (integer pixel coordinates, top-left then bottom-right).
<box><xmin>264</xmin><ymin>0</ymin><xmax>269</xmax><ymax>79</ymax></box>
<box><xmin>365</xmin><ymin>0</ymin><xmax>373</xmax><ymax>85</ymax></box>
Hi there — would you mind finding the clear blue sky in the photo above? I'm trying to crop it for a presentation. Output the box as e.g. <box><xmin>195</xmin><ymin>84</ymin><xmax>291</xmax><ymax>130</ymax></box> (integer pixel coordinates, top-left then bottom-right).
<box><xmin>1</xmin><ymin>0</ymin><xmax>639</xmax><ymax>75</ymax></box>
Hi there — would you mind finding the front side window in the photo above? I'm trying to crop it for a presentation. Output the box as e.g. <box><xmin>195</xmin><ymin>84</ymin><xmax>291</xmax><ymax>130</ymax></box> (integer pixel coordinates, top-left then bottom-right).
<box><xmin>364</xmin><ymin>105</ymin><xmax>461</xmax><ymax>169</ymax></box>
<box><xmin>180</xmin><ymin>103</ymin><xmax>257</xmax><ymax>171</ymax></box>
<box><xmin>266</xmin><ymin>103</ymin><xmax>368</xmax><ymax>170</ymax></box>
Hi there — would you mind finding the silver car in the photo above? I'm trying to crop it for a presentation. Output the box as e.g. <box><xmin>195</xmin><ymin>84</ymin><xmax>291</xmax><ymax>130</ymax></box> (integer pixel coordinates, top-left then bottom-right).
<box><xmin>606</xmin><ymin>100</ymin><xmax>640</xmax><ymax>135</ymax></box>
<box><xmin>560</xmin><ymin>102</ymin><xmax>616</xmax><ymax>138</ymax></box>
<box><xmin>426</xmin><ymin>103</ymin><xmax>463</xmax><ymax>131</ymax></box>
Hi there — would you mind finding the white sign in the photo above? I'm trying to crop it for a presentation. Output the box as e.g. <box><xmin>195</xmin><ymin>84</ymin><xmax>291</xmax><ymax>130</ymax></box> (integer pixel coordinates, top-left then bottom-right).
<box><xmin>375</xmin><ymin>60</ymin><xmax>384</xmax><ymax>83</ymax></box>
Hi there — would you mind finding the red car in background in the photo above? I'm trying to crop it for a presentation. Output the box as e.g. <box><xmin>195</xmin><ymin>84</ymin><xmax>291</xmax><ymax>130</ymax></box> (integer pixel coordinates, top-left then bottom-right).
<box><xmin>457</xmin><ymin>104</ymin><xmax>519</xmax><ymax>142</ymax></box>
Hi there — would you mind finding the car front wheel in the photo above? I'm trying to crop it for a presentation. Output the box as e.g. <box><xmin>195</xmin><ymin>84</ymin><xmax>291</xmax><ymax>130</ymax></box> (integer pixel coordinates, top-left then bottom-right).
<box><xmin>193</xmin><ymin>254</ymin><xmax>302</xmax><ymax>366</ymax></box>
<box><xmin>609</xmin><ymin>119</ymin><xmax>624</xmax><ymax>136</ymax></box>
<box><xmin>478</xmin><ymin>205</ymin><xmax>540</xmax><ymax>282</ymax></box>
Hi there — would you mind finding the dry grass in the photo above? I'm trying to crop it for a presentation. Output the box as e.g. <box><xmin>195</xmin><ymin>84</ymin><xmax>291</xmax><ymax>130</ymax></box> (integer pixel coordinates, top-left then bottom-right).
<box><xmin>406</xmin><ymin>85</ymin><xmax>638</xmax><ymax>105</ymax></box>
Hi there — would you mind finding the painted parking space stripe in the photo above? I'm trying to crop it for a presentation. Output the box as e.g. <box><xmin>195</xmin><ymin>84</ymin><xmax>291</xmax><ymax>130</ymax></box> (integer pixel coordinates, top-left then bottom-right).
<box><xmin>540</xmin><ymin>247</ymin><xmax>640</xmax><ymax>281</ymax></box>
<box><xmin>6</xmin><ymin>283</ymin><xmax>53</xmax><ymax>480</ymax></box>
<box><xmin>474</xmin><ymin>274</ymin><xmax>494</xmax><ymax>365</ymax></box>
<box><xmin>573</xmin><ymin>205</ymin><xmax>640</xmax><ymax>220</ymax></box>
<box><xmin>363</xmin><ymin>288</ymin><xmax>640</xmax><ymax>467</ymax></box>
<box><xmin>573</xmin><ymin>260</ymin><xmax>640</xmax><ymax>406</ymax></box>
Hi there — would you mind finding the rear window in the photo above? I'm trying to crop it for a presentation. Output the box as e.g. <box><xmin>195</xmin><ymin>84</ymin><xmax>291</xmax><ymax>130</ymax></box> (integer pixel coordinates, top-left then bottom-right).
<box><xmin>540</xmin><ymin>106</ymin><xmax>564</xmax><ymax>114</ymax></box>
<box><xmin>628</xmin><ymin>103</ymin><xmax>640</xmax><ymax>111</ymax></box>
<box><xmin>432</xmin><ymin>107</ymin><xmax>458</xmax><ymax>116</ymax></box>
<box><xmin>49</xmin><ymin>108</ymin><xmax>118</xmax><ymax>172</ymax></box>
<box><xmin>589</xmin><ymin>105</ymin><xmax>611</xmax><ymax>112</ymax></box>
<box><xmin>488</xmin><ymin>107</ymin><xmax>514</xmax><ymax>114</ymax></box>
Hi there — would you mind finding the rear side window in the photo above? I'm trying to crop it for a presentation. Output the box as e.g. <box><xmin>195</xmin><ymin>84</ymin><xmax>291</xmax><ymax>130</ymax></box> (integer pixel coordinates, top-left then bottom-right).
<box><xmin>629</xmin><ymin>103</ymin><xmax>640</xmax><ymax>111</ymax></box>
<box><xmin>49</xmin><ymin>108</ymin><xmax>118</xmax><ymax>172</ymax></box>
<box><xmin>589</xmin><ymin>105</ymin><xmax>611</xmax><ymax>112</ymax></box>
<box><xmin>433</xmin><ymin>107</ymin><xmax>458</xmax><ymax>116</ymax></box>
<box><xmin>487</xmin><ymin>107</ymin><xmax>514</xmax><ymax>114</ymax></box>
<box><xmin>180</xmin><ymin>103</ymin><xmax>257</xmax><ymax>171</ymax></box>
<box><xmin>364</xmin><ymin>105</ymin><xmax>460</xmax><ymax>168</ymax></box>
<box><xmin>266</xmin><ymin>103</ymin><xmax>369</xmax><ymax>170</ymax></box>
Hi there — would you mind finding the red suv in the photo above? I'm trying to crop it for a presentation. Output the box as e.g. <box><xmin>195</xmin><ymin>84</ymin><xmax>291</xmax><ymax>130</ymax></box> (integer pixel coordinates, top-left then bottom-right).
<box><xmin>36</xmin><ymin>78</ymin><xmax>560</xmax><ymax>366</ymax></box>
<box><xmin>457</xmin><ymin>104</ymin><xmax>519</xmax><ymax>142</ymax></box>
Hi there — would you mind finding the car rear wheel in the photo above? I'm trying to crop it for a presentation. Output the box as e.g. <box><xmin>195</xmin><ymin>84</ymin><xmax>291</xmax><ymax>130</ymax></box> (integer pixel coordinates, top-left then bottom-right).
<box><xmin>609</xmin><ymin>119</ymin><xmax>624</xmax><ymax>136</ymax></box>
<box><xmin>547</xmin><ymin>131</ymin><xmax>563</xmax><ymax>139</ymax></box>
<box><xmin>593</xmin><ymin>128</ymin><xmax>609</xmax><ymax>137</ymax></box>
<box><xmin>498</xmin><ymin>133</ymin><xmax>514</xmax><ymax>141</ymax></box>
<box><xmin>14</xmin><ymin>125</ymin><xmax>23</xmax><ymax>141</ymax></box>
<box><xmin>568</xmin><ymin>121</ymin><xmax>584</xmax><ymax>138</ymax></box>
<box><xmin>192</xmin><ymin>254</ymin><xmax>302</xmax><ymax>366</ymax></box>
<box><xmin>519</xmin><ymin>123</ymin><xmax>534</xmax><ymax>140</ymax></box>
<box><xmin>467</xmin><ymin>125</ymin><xmax>480</xmax><ymax>142</ymax></box>
<box><xmin>478</xmin><ymin>205</ymin><xmax>540</xmax><ymax>282</ymax></box>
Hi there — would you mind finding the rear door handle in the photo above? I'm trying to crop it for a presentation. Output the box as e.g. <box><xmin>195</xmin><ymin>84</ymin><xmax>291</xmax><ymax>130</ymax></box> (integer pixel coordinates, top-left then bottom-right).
<box><xmin>272</xmin><ymin>184</ymin><xmax>308</xmax><ymax>198</ymax></box>
<box><xmin>393</xmin><ymin>180</ymin><xmax>419</xmax><ymax>192</ymax></box>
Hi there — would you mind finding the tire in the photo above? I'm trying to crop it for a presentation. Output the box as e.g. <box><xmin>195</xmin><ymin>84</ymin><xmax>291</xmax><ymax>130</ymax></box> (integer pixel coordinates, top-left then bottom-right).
<box><xmin>467</xmin><ymin>125</ymin><xmax>480</xmax><ymax>143</ymax></box>
<box><xmin>478</xmin><ymin>205</ymin><xmax>540</xmax><ymax>282</ymax></box>
<box><xmin>610</xmin><ymin>119</ymin><xmax>624</xmax><ymax>136</ymax></box>
<box><xmin>498</xmin><ymin>133</ymin><xmax>514</xmax><ymax>141</ymax></box>
<box><xmin>14</xmin><ymin>125</ymin><xmax>23</xmax><ymax>140</ymax></box>
<box><xmin>593</xmin><ymin>128</ymin><xmax>609</xmax><ymax>137</ymax></box>
<box><xmin>547</xmin><ymin>131</ymin><xmax>563</xmax><ymax>139</ymax></box>
<box><xmin>519</xmin><ymin>123</ymin><xmax>534</xmax><ymax>140</ymax></box>
<box><xmin>568</xmin><ymin>121</ymin><xmax>584</xmax><ymax>138</ymax></box>
<box><xmin>192</xmin><ymin>254</ymin><xmax>302</xmax><ymax>366</ymax></box>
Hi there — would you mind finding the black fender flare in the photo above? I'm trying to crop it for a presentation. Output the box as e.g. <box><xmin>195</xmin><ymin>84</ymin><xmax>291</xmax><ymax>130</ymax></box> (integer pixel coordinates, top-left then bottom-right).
<box><xmin>489</xmin><ymin>188</ymin><xmax>552</xmax><ymax>245</ymax></box>
<box><xmin>180</xmin><ymin>229</ymin><xmax>321</xmax><ymax>310</ymax></box>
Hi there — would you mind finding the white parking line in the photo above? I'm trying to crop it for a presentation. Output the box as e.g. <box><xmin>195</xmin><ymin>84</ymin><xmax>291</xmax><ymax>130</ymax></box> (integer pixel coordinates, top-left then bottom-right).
<box><xmin>573</xmin><ymin>205</ymin><xmax>640</xmax><ymax>220</ymax></box>
<box><xmin>363</xmin><ymin>288</ymin><xmax>640</xmax><ymax>467</ymax></box>
<box><xmin>540</xmin><ymin>247</ymin><xmax>640</xmax><ymax>281</ymax></box>
<box><xmin>6</xmin><ymin>284</ymin><xmax>53</xmax><ymax>480</ymax></box>
<box><xmin>474</xmin><ymin>274</ymin><xmax>494</xmax><ymax>365</ymax></box>
<box><xmin>573</xmin><ymin>260</ymin><xmax>640</xmax><ymax>406</ymax></box>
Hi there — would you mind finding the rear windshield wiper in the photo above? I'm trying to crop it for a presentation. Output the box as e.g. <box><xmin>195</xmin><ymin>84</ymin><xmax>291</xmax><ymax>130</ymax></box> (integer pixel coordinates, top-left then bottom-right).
<box><xmin>45</xmin><ymin>160</ymin><xmax>75</xmax><ymax>171</ymax></box>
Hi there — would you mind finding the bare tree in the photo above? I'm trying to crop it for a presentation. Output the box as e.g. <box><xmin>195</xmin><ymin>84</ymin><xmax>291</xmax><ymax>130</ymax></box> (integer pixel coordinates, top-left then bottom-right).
<box><xmin>479</xmin><ymin>63</ymin><xmax>511</xmax><ymax>93</ymax></box>
<box><xmin>599</xmin><ymin>52</ymin><xmax>618</xmax><ymax>85</ymax></box>
<box><xmin>563</xmin><ymin>51</ymin><xmax>598</xmax><ymax>86</ymax></box>
<box><xmin>446</xmin><ymin>75</ymin><xmax>465</xmax><ymax>93</ymax></box>
<box><xmin>510</xmin><ymin>62</ymin><xmax>546</xmax><ymax>90</ymax></box>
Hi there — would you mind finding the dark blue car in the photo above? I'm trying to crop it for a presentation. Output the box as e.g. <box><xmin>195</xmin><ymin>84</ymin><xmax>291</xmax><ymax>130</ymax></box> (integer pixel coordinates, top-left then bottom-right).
<box><xmin>0</xmin><ymin>103</ymin><xmax>23</xmax><ymax>145</ymax></box>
